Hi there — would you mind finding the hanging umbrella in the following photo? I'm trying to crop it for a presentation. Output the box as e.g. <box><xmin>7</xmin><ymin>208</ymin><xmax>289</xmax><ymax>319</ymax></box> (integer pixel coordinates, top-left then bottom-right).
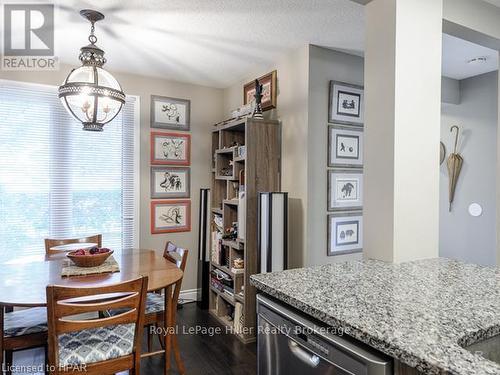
<box><xmin>447</xmin><ymin>125</ymin><xmax>463</xmax><ymax>212</ymax></box>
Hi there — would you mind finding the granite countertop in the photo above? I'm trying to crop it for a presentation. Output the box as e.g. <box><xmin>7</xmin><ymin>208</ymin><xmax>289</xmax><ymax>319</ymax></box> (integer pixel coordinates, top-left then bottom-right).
<box><xmin>250</xmin><ymin>258</ymin><xmax>500</xmax><ymax>375</ymax></box>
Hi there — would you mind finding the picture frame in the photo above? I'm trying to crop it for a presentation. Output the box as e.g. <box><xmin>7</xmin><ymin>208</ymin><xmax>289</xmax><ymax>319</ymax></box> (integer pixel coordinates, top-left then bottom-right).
<box><xmin>150</xmin><ymin>95</ymin><xmax>190</xmax><ymax>131</ymax></box>
<box><xmin>151</xmin><ymin>131</ymin><xmax>191</xmax><ymax>166</ymax></box>
<box><xmin>328</xmin><ymin>169</ymin><xmax>363</xmax><ymax>211</ymax></box>
<box><xmin>243</xmin><ymin>70</ymin><xmax>277</xmax><ymax>111</ymax></box>
<box><xmin>328</xmin><ymin>81</ymin><xmax>364</xmax><ymax>126</ymax></box>
<box><xmin>327</xmin><ymin>212</ymin><xmax>363</xmax><ymax>256</ymax></box>
<box><xmin>151</xmin><ymin>200</ymin><xmax>191</xmax><ymax>234</ymax></box>
<box><xmin>151</xmin><ymin>167</ymin><xmax>190</xmax><ymax>199</ymax></box>
<box><xmin>328</xmin><ymin>125</ymin><xmax>363</xmax><ymax>168</ymax></box>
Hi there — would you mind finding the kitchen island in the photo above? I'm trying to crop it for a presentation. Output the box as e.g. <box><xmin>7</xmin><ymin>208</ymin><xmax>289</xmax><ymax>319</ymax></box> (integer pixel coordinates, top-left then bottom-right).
<box><xmin>250</xmin><ymin>258</ymin><xmax>500</xmax><ymax>375</ymax></box>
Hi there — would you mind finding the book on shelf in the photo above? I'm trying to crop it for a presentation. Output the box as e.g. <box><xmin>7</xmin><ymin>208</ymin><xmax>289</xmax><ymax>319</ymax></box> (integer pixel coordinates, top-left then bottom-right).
<box><xmin>231</xmin><ymin>267</ymin><xmax>244</xmax><ymax>274</ymax></box>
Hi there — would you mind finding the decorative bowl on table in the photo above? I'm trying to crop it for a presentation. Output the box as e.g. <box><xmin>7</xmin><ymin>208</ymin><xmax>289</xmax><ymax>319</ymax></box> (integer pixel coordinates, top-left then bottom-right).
<box><xmin>67</xmin><ymin>247</ymin><xmax>113</xmax><ymax>268</ymax></box>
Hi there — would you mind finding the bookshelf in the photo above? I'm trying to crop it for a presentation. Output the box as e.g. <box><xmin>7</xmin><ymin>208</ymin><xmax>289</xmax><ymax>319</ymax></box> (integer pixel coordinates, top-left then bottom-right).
<box><xmin>209</xmin><ymin>117</ymin><xmax>281</xmax><ymax>343</ymax></box>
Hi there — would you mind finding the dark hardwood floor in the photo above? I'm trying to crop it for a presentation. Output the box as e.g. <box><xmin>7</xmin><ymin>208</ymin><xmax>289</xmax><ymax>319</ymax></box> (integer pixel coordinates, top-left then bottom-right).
<box><xmin>11</xmin><ymin>303</ymin><xmax>257</xmax><ymax>375</ymax></box>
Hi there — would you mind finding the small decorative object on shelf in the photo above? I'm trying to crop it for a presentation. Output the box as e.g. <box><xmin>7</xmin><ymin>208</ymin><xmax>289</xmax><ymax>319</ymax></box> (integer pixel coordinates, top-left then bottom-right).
<box><xmin>223</xmin><ymin>223</ymin><xmax>238</xmax><ymax>240</ymax></box>
<box><xmin>251</xmin><ymin>79</ymin><xmax>264</xmax><ymax>119</ymax></box>
<box><xmin>233</xmin><ymin>258</ymin><xmax>244</xmax><ymax>269</ymax></box>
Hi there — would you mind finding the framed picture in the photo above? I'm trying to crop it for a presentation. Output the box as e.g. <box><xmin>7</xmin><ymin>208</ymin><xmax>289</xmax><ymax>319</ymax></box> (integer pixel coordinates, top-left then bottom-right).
<box><xmin>151</xmin><ymin>167</ymin><xmax>190</xmax><ymax>199</ymax></box>
<box><xmin>151</xmin><ymin>132</ymin><xmax>191</xmax><ymax>166</ymax></box>
<box><xmin>151</xmin><ymin>95</ymin><xmax>190</xmax><ymax>131</ymax></box>
<box><xmin>328</xmin><ymin>170</ymin><xmax>363</xmax><ymax>211</ymax></box>
<box><xmin>328</xmin><ymin>212</ymin><xmax>363</xmax><ymax>256</ymax></box>
<box><xmin>243</xmin><ymin>70</ymin><xmax>277</xmax><ymax>111</ymax></box>
<box><xmin>328</xmin><ymin>81</ymin><xmax>364</xmax><ymax>126</ymax></box>
<box><xmin>151</xmin><ymin>200</ymin><xmax>191</xmax><ymax>234</ymax></box>
<box><xmin>328</xmin><ymin>125</ymin><xmax>363</xmax><ymax>168</ymax></box>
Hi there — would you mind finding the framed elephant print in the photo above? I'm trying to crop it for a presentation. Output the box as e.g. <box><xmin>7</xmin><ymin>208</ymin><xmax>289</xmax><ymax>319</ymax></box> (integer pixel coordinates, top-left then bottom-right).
<box><xmin>328</xmin><ymin>212</ymin><xmax>363</xmax><ymax>256</ymax></box>
<box><xmin>328</xmin><ymin>81</ymin><xmax>364</xmax><ymax>126</ymax></box>
<box><xmin>151</xmin><ymin>132</ymin><xmax>191</xmax><ymax>166</ymax></box>
<box><xmin>328</xmin><ymin>169</ymin><xmax>363</xmax><ymax>211</ymax></box>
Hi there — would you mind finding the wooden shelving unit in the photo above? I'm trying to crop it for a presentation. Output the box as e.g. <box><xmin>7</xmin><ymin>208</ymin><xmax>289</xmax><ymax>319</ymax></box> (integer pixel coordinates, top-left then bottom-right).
<box><xmin>209</xmin><ymin>117</ymin><xmax>281</xmax><ymax>343</ymax></box>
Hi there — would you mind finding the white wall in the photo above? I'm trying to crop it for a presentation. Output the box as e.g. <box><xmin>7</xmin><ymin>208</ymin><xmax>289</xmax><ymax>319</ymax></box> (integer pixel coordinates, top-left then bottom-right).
<box><xmin>440</xmin><ymin>71</ymin><xmax>498</xmax><ymax>266</ymax></box>
<box><xmin>0</xmin><ymin>65</ymin><xmax>224</xmax><ymax>291</ymax></box>
<box><xmin>222</xmin><ymin>46</ymin><xmax>310</xmax><ymax>268</ymax></box>
<box><xmin>222</xmin><ymin>45</ymin><xmax>365</xmax><ymax>267</ymax></box>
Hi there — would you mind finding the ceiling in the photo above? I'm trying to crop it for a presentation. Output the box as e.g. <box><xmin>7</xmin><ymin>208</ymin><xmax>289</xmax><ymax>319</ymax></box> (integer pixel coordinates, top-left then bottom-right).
<box><xmin>442</xmin><ymin>34</ymin><xmax>499</xmax><ymax>80</ymax></box>
<box><xmin>482</xmin><ymin>0</ymin><xmax>500</xmax><ymax>7</ymax></box>
<box><xmin>7</xmin><ymin>0</ymin><xmax>499</xmax><ymax>87</ymax></box>
<box><xmin>45</xmin><ymin>0</ymin><xmax>365</xmax><ymax>88</ymax></box>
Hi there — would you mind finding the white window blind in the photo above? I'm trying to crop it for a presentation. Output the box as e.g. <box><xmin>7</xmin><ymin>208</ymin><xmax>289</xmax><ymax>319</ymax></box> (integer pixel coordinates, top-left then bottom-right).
<box><xmin>0</xmin><ymin>80</ymin><xmax>139</xmax><ymax>262</ymax></box>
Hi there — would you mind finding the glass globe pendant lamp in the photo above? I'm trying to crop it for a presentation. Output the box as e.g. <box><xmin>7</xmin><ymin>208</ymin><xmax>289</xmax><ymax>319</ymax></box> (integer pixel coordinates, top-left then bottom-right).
<box><xmin>58</xmin><ymin>10</ymin><xmax>125</xmax><ymax>131</ymax></box>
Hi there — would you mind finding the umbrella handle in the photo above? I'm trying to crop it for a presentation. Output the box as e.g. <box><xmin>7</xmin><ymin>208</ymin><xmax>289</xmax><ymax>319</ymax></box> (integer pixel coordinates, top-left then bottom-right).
<box><xmin>450</xmin><ymin>125</ymin><xmax>460</xmax><ymax>154</ymax></box>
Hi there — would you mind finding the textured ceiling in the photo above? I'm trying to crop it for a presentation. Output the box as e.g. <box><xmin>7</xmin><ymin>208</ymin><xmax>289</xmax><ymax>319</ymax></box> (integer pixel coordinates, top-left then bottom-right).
<box><xmin>482</xmin><ymin>0</ymin><xmax>500</xmax><ymax>7</ymax></box>
<box><xmin>44</xmin><ymin>0</ymin><xmax>365</xmax><ymax>88</ymax></box>
<box><xmin>5</xmin><ymin>0</ymin><xmax>497</xmax><ymax>87</ymax></box>
<box><xmin>442</xmin><ymin>34</ymin><xmax>499</xmax><ymax>80</ymax></box>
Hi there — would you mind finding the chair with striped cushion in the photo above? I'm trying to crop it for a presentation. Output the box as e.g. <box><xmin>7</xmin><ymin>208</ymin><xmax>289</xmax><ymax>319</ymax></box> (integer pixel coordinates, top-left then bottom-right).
<box><xmin>106</xmin><ymin>242</ymin><xmax>188</xmax><ymax>373</ymax></box>
<box><xmin>145</xmin><ymin>242</ymin><xmax>188</xmax><ymax>373</ymax></box>
<box><xmin>1</xmin><ymin>306</ymin><xmax>48</xmax><ymax>375</ymax></box>
<box><xmin>46</xmin><ymin>277</ymin><xmax>148</xmax><ymax>374</ymax></box>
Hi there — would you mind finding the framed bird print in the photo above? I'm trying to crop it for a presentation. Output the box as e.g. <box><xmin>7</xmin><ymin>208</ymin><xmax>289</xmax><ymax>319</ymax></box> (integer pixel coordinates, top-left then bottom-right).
<box><xmin>151</xmin><ymin>132</ymin><xmax>191</xmax><ymax>166</ymax></box>
<box><xmin>328</xmin><ymin>125</ymin><xmax>363</xmax><ymax>168</ymax></box>
<box><xmin>328</xmin><ymin>81</ymin><xmax>364</xmax><ymax>126</ymax></box>
<box><xmin>328</xmin><ymin>212</ymin><xmax>363</xmax><ymax>256</ymax></box>
<box><xmin>151</xmin><ymin>95</ymin><xmax>190</xmax><ymax>131</ymax></box>
<box><xmin>151</xmin><ymin>200</ymin><xmax>191</xmax><ymax>234</ymax></box>
<box><xmin>328</xmin><ymin>169</ymin><xmax>363</xmax><ymax>211</ymax></box>
<box><xmin>151</xmin><ymin>167</ymin><xmax>190</xmax><ymax>199</ymax></box>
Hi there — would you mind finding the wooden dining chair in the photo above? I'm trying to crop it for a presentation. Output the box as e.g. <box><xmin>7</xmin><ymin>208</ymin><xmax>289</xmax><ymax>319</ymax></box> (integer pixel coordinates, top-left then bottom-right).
<box><xmin>0</xmin><ymin>306</ymin><xmax>48</xmax><ymax>375</ymax></box>
<box><xmin>107</xmin><ymin>242</ymin><xmax>187</xmax><ymax>373</ymax></box>
<box><xmin>44</xmin><ymin>234</ymin><xmax>102</xmax><ymax>255</ymax></box>
<box><xmin>46</xmin><ymin>277</ymin><xmax>148</xmax><ymax>375</ymax></box>
<box><xmin>144</xmin><ymin>242</ymin><xmax>188</xmax><ymax>373</ymax></box>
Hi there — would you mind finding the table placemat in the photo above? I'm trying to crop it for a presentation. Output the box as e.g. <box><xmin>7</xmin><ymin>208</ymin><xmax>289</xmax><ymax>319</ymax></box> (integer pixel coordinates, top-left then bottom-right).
<box><xmin>61</xmin><ymin>256</ymin><xmax>120</xmax><ymax>277</ymax></box>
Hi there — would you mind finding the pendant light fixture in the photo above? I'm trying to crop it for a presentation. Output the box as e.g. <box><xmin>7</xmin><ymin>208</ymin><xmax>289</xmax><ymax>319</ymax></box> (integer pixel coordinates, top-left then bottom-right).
<box><xmin>59</xmin><ymin>9</ymin><xmax>125</xmax><ymax>131</ymax></box>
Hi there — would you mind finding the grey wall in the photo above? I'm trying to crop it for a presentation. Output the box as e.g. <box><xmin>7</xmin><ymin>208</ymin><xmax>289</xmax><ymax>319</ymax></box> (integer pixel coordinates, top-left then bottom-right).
<box><xmin>307</xmin><ymin>45</ymin><xmax>364</xmax><ymax>266</ymax></box>
<box><xmin>440</xmin><ymin>71</ymin><xmax>498</xmax><ymax>266</ymax></box>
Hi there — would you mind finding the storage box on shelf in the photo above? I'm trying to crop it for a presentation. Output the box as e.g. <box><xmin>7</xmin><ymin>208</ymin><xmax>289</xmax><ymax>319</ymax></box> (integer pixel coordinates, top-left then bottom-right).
<box><xmin>208</xmin><ymin>117</ymin><xmax>281</xmax><ymax>343</ymax></box>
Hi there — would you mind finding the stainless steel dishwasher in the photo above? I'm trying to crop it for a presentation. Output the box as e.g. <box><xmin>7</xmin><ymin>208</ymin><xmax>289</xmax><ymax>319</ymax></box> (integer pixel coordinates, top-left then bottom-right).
<box><xmin>257</xmin><ymin>294</ymin><xmax>392</xmax><ymax>375</ymax></box>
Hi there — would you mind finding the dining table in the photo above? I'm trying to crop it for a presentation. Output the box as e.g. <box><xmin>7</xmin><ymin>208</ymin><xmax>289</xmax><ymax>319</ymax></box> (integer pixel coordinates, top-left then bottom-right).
<box><xmin>0</xmin><ymin>248</ymin><xmax>183</xmax><ymax>374</ymax></box>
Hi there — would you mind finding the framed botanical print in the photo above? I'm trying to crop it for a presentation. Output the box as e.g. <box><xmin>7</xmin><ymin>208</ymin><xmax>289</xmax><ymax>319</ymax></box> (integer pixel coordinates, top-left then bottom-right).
<box><xmin>328</xmin><ymin>81</ymin><xmax>364</xmax><ymax>126</ymax></box>
<box><xmin>151</xmin><ymin>167</ymin><xmax>190</xmax><ymax>199</ymax></box>
<box><xmin>151</xmin><ymin>95</ymin><xmax>190</xmax><ymax>131</ymax></box>
<box><xmin>243</xmin><ymin>70</ymin><xmax>277</xmax><ymax>111</ymax></box>
<box><xmin>151</xmin><ymin>200</ymin><xmax>191</xmax><ymax>234</ymax></box>
<box><xmin>328</xmin><ymin>212</ymin><xmax>363</xmax><ymax>256</ymax></box>
<box><xmin>328</xmin><ymin>169</ymin><xmax>363</xmax><ymax>211</ymax></box>
<box><xmin>151</xmin><ymin>132</ymin><xmax>190</xmax><ymax>166</ymax></box>
<box><xmin>328</xmin><ymin>125</ymin><xmax>363</xmax><ymax>168</ymax></box>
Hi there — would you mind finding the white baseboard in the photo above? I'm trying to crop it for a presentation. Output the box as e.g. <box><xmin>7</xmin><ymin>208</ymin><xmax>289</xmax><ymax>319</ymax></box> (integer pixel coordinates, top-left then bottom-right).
<box><xmin>179</xmin><ymin>288</ymin><xmax>200</xmax><ymax>303</ymax></box>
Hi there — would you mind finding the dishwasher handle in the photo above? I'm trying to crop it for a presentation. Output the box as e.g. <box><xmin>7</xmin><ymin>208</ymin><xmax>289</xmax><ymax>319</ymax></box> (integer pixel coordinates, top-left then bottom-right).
<box><xmin>288</xmin><ymin>339</ymin><xmax>320</xmax><ymax>368</ymax></box>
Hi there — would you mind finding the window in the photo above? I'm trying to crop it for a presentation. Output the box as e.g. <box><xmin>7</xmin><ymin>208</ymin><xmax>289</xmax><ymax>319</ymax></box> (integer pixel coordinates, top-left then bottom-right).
<box><xmin>0</xmin><ymin>80</ymin><xmax>139</xmax><ymax>261</ymax></box>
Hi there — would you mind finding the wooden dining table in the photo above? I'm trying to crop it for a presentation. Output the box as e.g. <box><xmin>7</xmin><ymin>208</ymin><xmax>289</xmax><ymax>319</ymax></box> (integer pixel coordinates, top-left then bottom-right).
<box><xmin>0</xmin><ymin>248</ymin><xmax>183</xmax><ymax>374</ymax></box>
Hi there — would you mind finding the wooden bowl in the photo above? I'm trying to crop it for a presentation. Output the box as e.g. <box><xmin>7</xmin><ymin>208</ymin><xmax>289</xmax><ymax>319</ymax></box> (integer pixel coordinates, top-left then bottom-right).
<box><xmin>67</xmin><ymin>250</ymin><xmax>113</xmax><ymax>268</ymax></box>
